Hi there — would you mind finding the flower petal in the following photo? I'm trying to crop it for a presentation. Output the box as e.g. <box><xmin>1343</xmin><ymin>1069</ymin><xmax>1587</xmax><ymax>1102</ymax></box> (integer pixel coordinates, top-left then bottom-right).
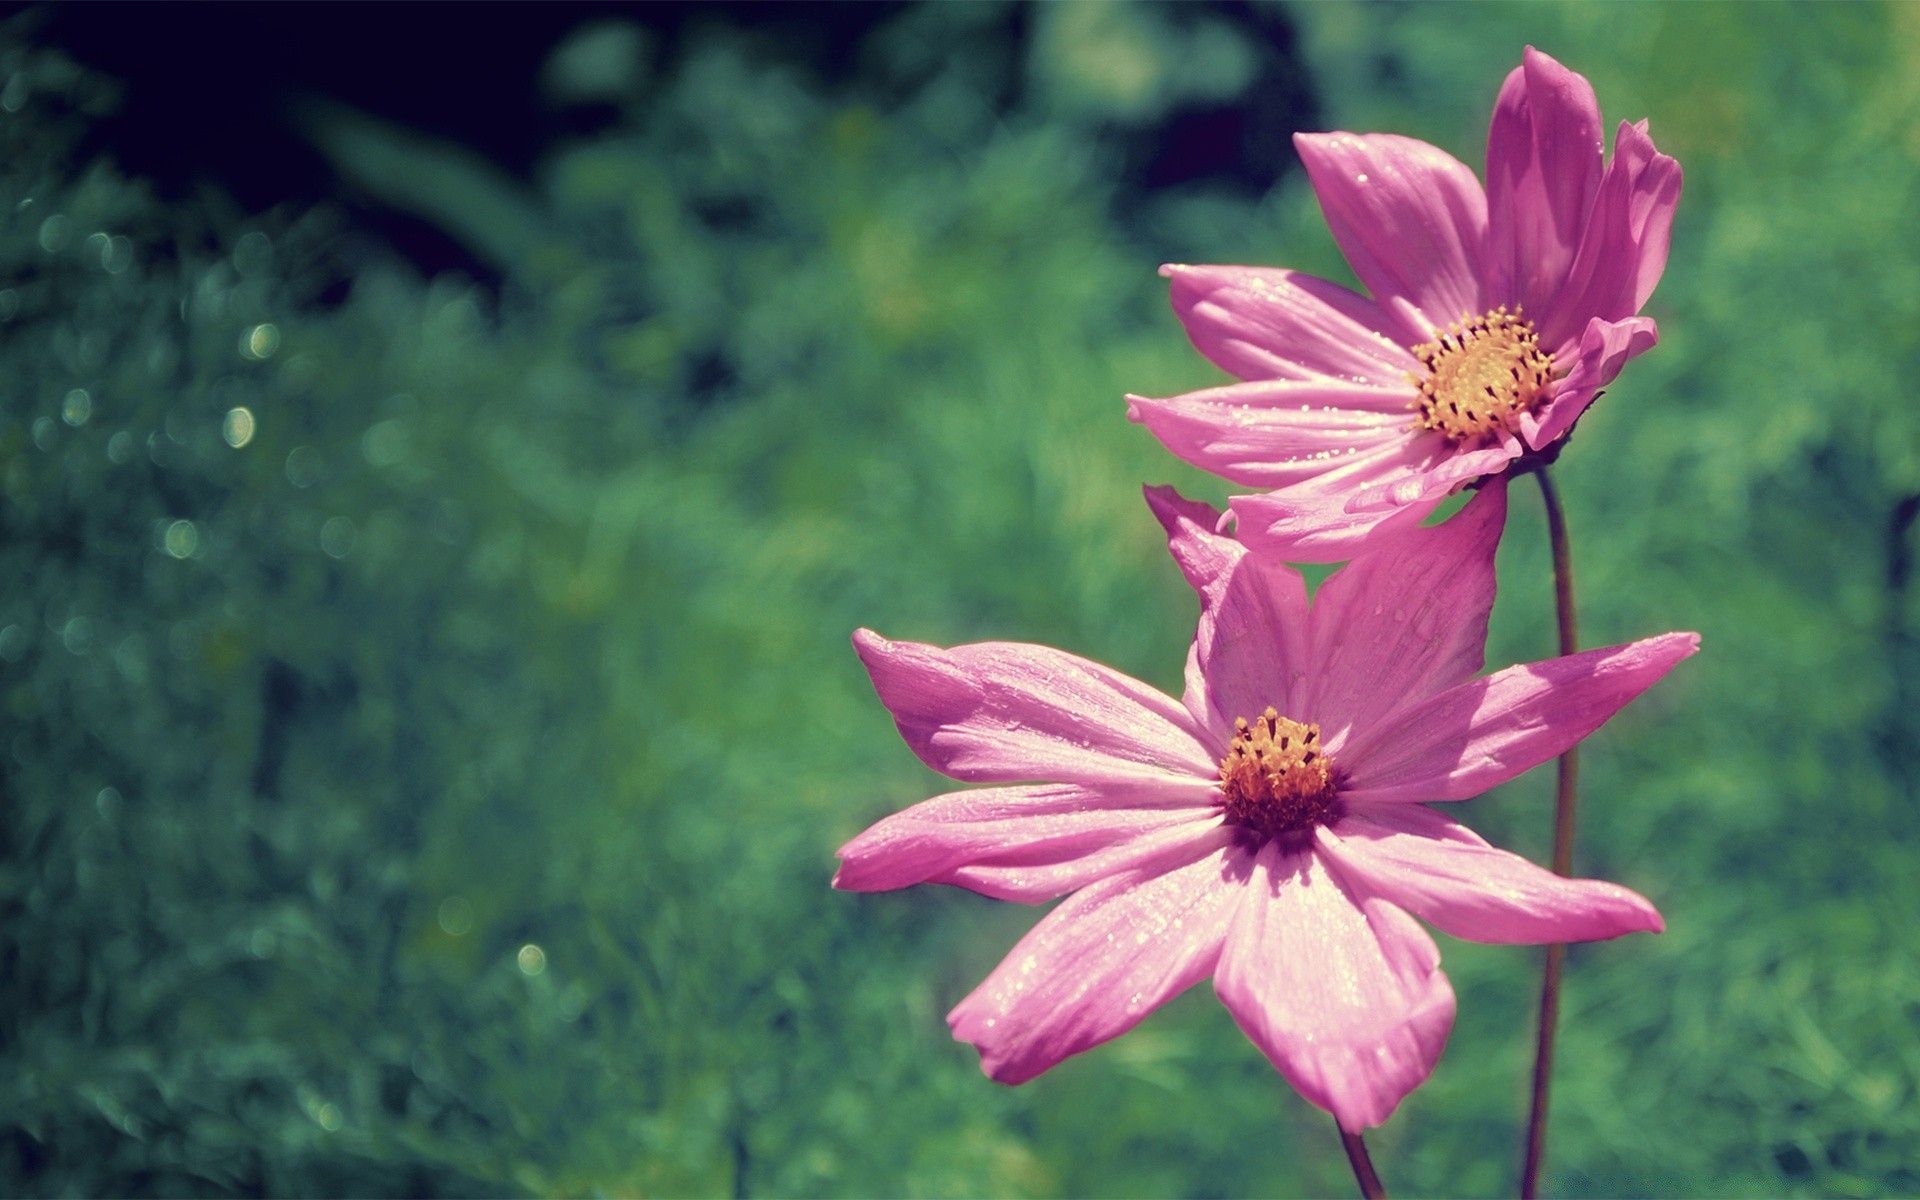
<box><xmin>1127</xmin><ymin>379</ymin><xmax>1414</xmax><ymax>491</ymax></box>
<box><xmin>1485</xmin><ymin>48</ymin><xmax>1605</xmax><ymax>320</ymax></box>
<box><xmin>934</xmin><ymin>810</ymin><xmax>1228</xmax><ymax>902</ymax></box>
<box><xmin>1144</xmin><ymin>486</ymin><xmax>1311</xmax><ymax>738</ymax></box>
<box><xmin>1227</xmin><ymin>466</ymin><xmax>1447</xmax><ymax>564</ymax></box>
<box><xmin>1213</xmin><ymin>838</ymin><xmax>1455</xmax><ymax>1131</ymax></box>
<box><xmin>1162</xmin><ymin>264</ymin><xmax>1414</xmax><ymax>386</ymax></box>
<box><xmin>1141</xmin><ymin>485</ymin><xmax>1239</xmax><ymax>601</ymax></box>
<box><xmin>1302</xmin><ymin>482</ymin><xmax>1506</xmax><ymax>751</ymax></box>
<box><xmin>853</xmin><ymin>629</ymin><xmax>1217</xmax><ymax>787</ymax></box>
<box><xmin>1538</xmin><ymin>119</ymin><xmax>1682</xmax><ymax>355</ymax></box>
<box><xmin>1343</xmin><ymin>439</ymin><xmax>1520</xmax><ymax>513</ymax></box>
<box><xmin>1339</xmin><ymin>631</ymin><xmax>1701</xmax><ymax>804</ymax></box>
<box><xmin>1325</xmin><ymin>803</ymin><xmax>1664</xmax><ymax>944</ymax></box>
<box><xmin>1521</xmin><ymin>315</ymin><xmax>1659</xmax><ymax>450</ymax></box>
<box><xmin>1225</xmin><ymin>434</ymin><xmax>1519</xmax><ymax>564</ymax></box>
<box><xmin>948</xmin><ymin>831</ymin><xmax>1249</xmax><ymax>1084</ymax></box>
<box><xmin>834</xmin><ymin>781</ymin><xmax>1224</xmax><ymax>902</ymax></box>
<box><xmin>1295</xmin><ymin>131</ymin><xmax>1488</xmax><ymax>340</ymax></box>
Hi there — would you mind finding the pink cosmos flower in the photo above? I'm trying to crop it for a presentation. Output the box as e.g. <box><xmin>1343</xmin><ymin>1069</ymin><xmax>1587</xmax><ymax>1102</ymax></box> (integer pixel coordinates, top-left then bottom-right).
<box><xmin>837</xmin><ymin>482</ymin><xmax>1697</xmax><ymax>1130</ymax></box>
<box><xmin>1127</xmin><ymin>48</ymin><xmax>1681</xmax><ymax>561</ymax></box>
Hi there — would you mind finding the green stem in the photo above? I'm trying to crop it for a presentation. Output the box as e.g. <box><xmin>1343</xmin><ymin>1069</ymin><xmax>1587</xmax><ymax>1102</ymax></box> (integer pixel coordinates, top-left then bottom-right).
<box><xmin>1340</xmin><ymin>1126</ymin><xmax>1387</xmax><ymax>1200</ymax></box>
<box><xmin>1521</xmin><ymin>466</ymin><xmax>1579</xmax><ymax>1199</ymax></box>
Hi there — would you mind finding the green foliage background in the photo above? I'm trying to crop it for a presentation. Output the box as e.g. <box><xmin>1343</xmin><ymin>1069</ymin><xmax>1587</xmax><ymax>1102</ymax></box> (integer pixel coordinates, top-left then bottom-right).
<box><xmin>3</xmin><ymin>3</ymin><xmax>1917</xmax><ymax>1196</ymax></box>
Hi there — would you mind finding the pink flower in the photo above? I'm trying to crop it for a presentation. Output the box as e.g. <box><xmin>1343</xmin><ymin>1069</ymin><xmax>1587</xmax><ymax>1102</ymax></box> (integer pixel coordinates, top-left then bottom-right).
<box><xmin>1127</xmin><ymin>48</ymin><xmax>1681</xmax><ymax>561</ymax></box>
<box><xmin>837</xmin><ymin>483</ymin><xmax>1697</xmax><ymax>1130</ymax></box>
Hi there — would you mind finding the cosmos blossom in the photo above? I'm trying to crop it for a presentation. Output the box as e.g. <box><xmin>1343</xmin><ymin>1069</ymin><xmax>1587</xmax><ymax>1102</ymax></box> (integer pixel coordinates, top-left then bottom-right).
<box><xmin>836</xmin><ymin>483</ymin><xmax>1696</xmax><ymax>1131</ymax></box>
<box><xmin>1127</xmin><ymin>48</ymin><xmax>1681</xmax><ymax>561</ymax></box>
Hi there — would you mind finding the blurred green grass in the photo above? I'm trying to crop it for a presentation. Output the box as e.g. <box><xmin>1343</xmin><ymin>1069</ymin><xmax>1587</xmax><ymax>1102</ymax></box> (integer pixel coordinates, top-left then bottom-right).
<box><xmin>2</xmin><ymin>2</ymin><xmax>1917</xmax><ymax>1196</ymax></box>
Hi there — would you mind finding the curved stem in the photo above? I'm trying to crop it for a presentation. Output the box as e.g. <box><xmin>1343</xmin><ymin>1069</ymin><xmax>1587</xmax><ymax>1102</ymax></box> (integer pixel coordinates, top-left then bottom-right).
<box><xmin>1521</xmin><ymin>467</ymin><xmax>1579</xmax><ymax>1198</ymax></box>
<box><xmin>1340</xmin><ymin>1126</ymin><xmax>1388</xmax><ymax>1200</ymax></box>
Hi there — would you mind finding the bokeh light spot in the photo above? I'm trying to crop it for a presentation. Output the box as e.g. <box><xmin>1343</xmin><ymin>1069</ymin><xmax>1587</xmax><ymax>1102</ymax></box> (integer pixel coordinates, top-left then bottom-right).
<box><xmin>164</xmin><ymin>520</ymin><xmax>198</xmax><ymax>559</ymax></box>
<box><xmin>517</xmin><ymin>944</ymin><xmax>547</xmax><ymax>976</ymax></box>
<box><xmin>223</xmin><ymin>406</ymin><xmax>255</xmax><ymax>448</ymax></box>
<box><xmin>242</xmin><ymin>323</ymin><xmax>281</xmax><ymax>360</ymax></box>
<box><xmin>107</xmin><ymin>431</ymin><xmax>134</xmax><ymax>463</ymax></box>
<box><xmin>285</xmin><ymin>445</ymin><xmax>320</xmax><ymax>488</ymax></box>
<box><xmin>437</xmin><ymin>896</ymin><xmax>474</xmax><ymax>936</ymax></box>
<box><xmin>361</xmin><ymin>420</ymin><xmax>408</xmax><ymax>466</ymax></box>
<box><xmin>102</xmin><ymin>235</ymin><xmax>132</xmax><ymax>274</ymax></box>
<box><xmin>233</xmin><ymin>231</ymin><xmax>272</xmax><ymax>277</ymax></box>
<box><xmin>320</xmin><ymin>516</ymin><xmax>356</xmax><ymax>558</ymax></box>
<box><xmin>0</xmin><ymin>624</ymin><xmax>26</xmax><ymax>663</ymax></box>
<box><xmin>62</xmin><ymin>388</ymin><xmax>91</xmax><ymax>426</ymax></box>
<box><xmin>37</xmin><ymin>213</ymin><xmax>68</xmax><ymax>253</ymax></box>
<box><xmin>61</xmin><ymin>617</ymin><xmax>93</xmax><ymax>655</ymax></box>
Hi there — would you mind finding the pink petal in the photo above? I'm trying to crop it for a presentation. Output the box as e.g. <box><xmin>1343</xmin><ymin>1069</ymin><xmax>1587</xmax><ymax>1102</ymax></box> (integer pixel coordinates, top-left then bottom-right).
<box><xmin>1339</xmin><ymin>631</ymin><xmax>1701</xmax><ymax>804</ymax></box>
<box><xmin>1162</xmin><ymin>264</ymin><xmax>1414</xmax><ymax>386</ymax></box>
<box><xmin>948</xmin><ymin>832</ymin><xmax>1249</xmax><ymax>1084</ymax></box>
<box><xmin>1485</xmin><ymin>48</ymin><xmax>1605</xmax><ymax>320</ymax></box>
<box><xmin>1127</xmin><ymin>379</ymin><xmax>1415</xmax><ymax>491</ymax></box>
<box><xmin>935</xmin><ymin>811</ymin><xmax>1226</xmax><ymax>902</ymax></box>
<box><xmin>1294</xmin><ymin>132</ymin><xmax>1489</xmax><ymax>341</ymax></box>
<box><xmin>1228</xmin><ymin>472</ymin><xmax>1445</xmax><ymax>564</ymax></box>
<box><xmin>1141</xmin><ymin>485</ymin><xmax>1241</xmax><ymax>601</ymax></box>
<box><xmin>1520</xmin><ymin>315</ymin><xmax>1659</xmax><ymax>450</ymax></box>
<box><xmin>853</xmin><ymin>630</ymin><xmax>1217</xmax><ymax>787</ymax></box>
<box><xmin>1213</xmin><ymin>838</ymin><xmax>1455</xmax><ymax>1131</ymax></box>
<box><xmin>1225</xmin><ymin>435</ymin><xmax>1519</xmax><ymax>564</ymax></box>
<box><xmin>1538</xmin><ymin>119</ymin><xmax>1682</xmax><ymax>355</ymax></box>
<box><xmin>833</xmin><ymin>781</ymin><xmax>1223</xmax><ymax>902</ymax></box>
<box><xmin>1343</xmin><ymin>438</ymin><xmax>1521</xmax><ymax>513</ymax></box>
<box><xmin>1301</xmin><ymin>483</ymin><xmax>1506</xmax><ymax>751</ymax></box>
<box><xmin>1324</xmin><ymin>803</ymin><xmax>1664</xmax><ymax>944</ymax></box>
<box><xmin>1144</xmin><ymin>486</ymin><xmax>1311</xmax><ymax>737</ymax></box>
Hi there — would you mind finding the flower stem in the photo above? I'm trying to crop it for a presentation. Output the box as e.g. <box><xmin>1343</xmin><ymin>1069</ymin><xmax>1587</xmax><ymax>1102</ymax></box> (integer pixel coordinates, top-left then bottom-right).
<box><xmin>1339</xmin><ymin>1126</ymin><xmax>1388</xmax><ymax>1200</ymax></box>
<box><xmin>1521</xmin><ymin>466</ymin><xmax>1579</xmax><ymax>1199</ymax></box>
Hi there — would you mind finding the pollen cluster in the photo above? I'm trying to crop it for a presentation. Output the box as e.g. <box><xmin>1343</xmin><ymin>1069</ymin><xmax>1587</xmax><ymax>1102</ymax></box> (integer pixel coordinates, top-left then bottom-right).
<box><xmin>1218</xmin><ymin>707</ymin><xmax>1339</xmax><ymax>844</ymax></box>
<box><xmin>1410</xmin><ymin>306</ymin><xmax>1554</xmax><ymax>444</ymax></box>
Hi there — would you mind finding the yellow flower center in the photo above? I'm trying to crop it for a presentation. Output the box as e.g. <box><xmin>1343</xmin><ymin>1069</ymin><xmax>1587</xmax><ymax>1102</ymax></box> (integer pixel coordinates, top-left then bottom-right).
<box><xmin>1410</xmin><ymin>306</ymin><xmax>1554</xmax><ymax>444</ymax></box>
<box><xmin>1218</xmin><ymin>707</ymin><xmax>1339</xmax><ymax>844</ymax></box>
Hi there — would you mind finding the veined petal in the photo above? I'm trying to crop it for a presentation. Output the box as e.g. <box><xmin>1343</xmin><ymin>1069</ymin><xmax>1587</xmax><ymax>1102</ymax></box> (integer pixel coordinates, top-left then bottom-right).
<box><xmin>1127</xmin><ymin>379</ymin><xmax>1414</xmax><ymax>491</ymax></box>
<box><xmin>853</xmin><ymin>630</ymin><xmax>1217</xmax><ymax>787</ymax></box>
<box><xmin>1324</xmin><ymin>804</ymin><xmax>1664</xmax><ymax>944</ymax></box>
<box><xmin>934</xmin><ymin>810</ymin><xmax>1228</xmax><ymax>902</ymax></box>
<box><xmin>1163</xmin><ymin>264</ymin><xmax>1414</xmax><ymax>386</ymax></box>
<box><xmin>1302</xmin><ymin>483</ymin><xmax>1506</xmax><ymax>751</ymax></box>
<box><xmin>1295</xmin><ymin>131</ymin><xmax>1489</xmax><ymax>340</ymax></box>
<box><xmin>1225</xmin><ymin>431</ymin><xmax>1518</xmax><ymax>565</ymax></box>
<box><xmin>1227</xmin><ymin>462</ymin><xmax>1449</xmax><ymax>565</ymax></box>
<box><xmin>1214</xmin><ymin>838</ymin><xmax>1455</xmax><ymax>1132</ymax></box>
<box><xmin>1144</xmin><ymin>486</ymin><xmax>1311</xmax><ymax>737</ymax></box>
<box><xmin>1342</xmin><ymin>438</ymin><xmax>1521</xmax><ymax>513</ymax></box>
<box><xmin>1339</xmin><ymin>631</ymin><xmax>1700</xmax><ymax>804</ymax></box>
<box><xmin>1485</xmin><ymin>47</ymin><xmax>1605</xmax><ymax>319</ymax></box>
<box><xmin>948</xmin><ymin>832</ymin><xmax>1249</xmax><ymax>1084</ymax></box>
<box><xmin>834</xmin><ymin>780</ymin><xmax>1223</xmax><ymax>899</ymax></box>
<box><xmin>1142</xmin><ymin>485</ymin><xmax>1241</xmax><ymax>601</ymax></box>
<box><xmin>1539</xmin><ymin>118</ymin><xmax>1682</xmax><ymax>354</ymax></box>
<box><xmin>1521</xmin><ymin>315</ymin><xmax>1658</xmax><ymax>450</ymax></box>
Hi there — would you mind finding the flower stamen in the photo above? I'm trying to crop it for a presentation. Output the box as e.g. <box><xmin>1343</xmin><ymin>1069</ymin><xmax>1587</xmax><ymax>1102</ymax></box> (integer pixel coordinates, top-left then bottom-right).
<box><xmin>1218</xmin><ymin>707</ymin><xmax>1339</xmax><ymax>845</ymax></box>
<box><xmin>1410</xmin><ymin>306</ymin><xmax>1554</xmax><ymax>444</ymax></box>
